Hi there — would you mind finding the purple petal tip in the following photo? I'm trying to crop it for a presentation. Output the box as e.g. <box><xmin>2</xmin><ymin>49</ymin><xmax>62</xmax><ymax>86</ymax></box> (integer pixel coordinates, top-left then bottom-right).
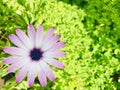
<box><xmin>28</xmin><ymin>24</ymin><xmax>33</xmax><ymax>27</ymax></box>
<box><xmin>16</xmin><ymin>79</ymin><xmax>19</xmax><ymax>83</ymax></box>
<box><xmin>3</xmin><ymin>47</ymin><xmax>7</xmax><ymax>52</ymax></box>
<box><xmin>2</xmin><ymin>60</ymin><xmax>6</xmax><ymax>64</ymax></box>
<box><xmin>63</xmin><ymin>65</ymin><xmax>65</xmax><ymax>68</ymax></box>
<box><xmin>61</xmin><ymin>53</ymin><xmax>66</xmax><ymax>57</ymax></box>
<box><xmin>16</xmin><ymin>28</ymin><xmax>20</xmax><ymax>31</ymax></box>
<box><xmin>28</xmin><ymin>83</ymin><xmax>33</xmax><ymax>87</ymax></box>
<box><xmin>51</xmin><ymin>28</ymin><xmax>54</xmax><ymax>30</ymax></box>
<box><xmin>52</xmin><ymin>78</ymin><xmax>56</xmax><ymax>82</ymax></box>
<box><xmin>62</xmin><ymin>42</ymin><xmax>66</xmax><ymax>46</ymax></box>
<box><xmin>29</xmin><ymin>24</ymin><xmax>32</xmax><ymax>26</ymax></box>
<box><xmin>7</xmin><ymin>68</ymin><xmax>14</xmax><ymax>73</ymax></box>
<box><xmin>38</xmin><ymin>24</ymin><xmax>43</xmax><ymax>27</ymax></box>
<box><xmin>7</xmin><ymin>69</ymin><xmax>10</xmax><ymax>72</ymax></box>
<box><xmin>58</xmin><ymin>35</ymin><xmax>61</xmax><ymax>38</ymax></box>
<box><xmin>40</xmin><ymin>81</ymin><xmax>47</xmax><ymax>87</ymax></box>
<box><xmin>16</xmin><ymin>28</ymin><xmax>21</xmax><ymax>33</ymax></box>
<box><xmin>8</xmin><ymin>34</ymin><xmax>13</xmax><ymax>38</ymax></box>
<box><xmin>41</xmin><ymin>84</ymin><xmax>46</xmax><ymax>87</ymax></box>
<box><xmin>64</xmin><ymin>53</ymin><xmax>66</xmax><ymax>56</ymax></box>
<box><xmin>59</xmin><ymin>64</ymin><xmax>65</xmax><ymax>69</ymax></box>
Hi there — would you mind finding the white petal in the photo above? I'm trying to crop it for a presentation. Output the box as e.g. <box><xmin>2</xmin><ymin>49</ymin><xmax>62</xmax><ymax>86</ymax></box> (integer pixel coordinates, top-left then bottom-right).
<box><xmin>27</xmin><ymin>24</ymin><xmax>35</xmax><ymax>45</ymax></box>
<box><xmin>9</xmin><ymin>34</ymin><xmax>27</xmax><ymax>49</ymax></box>
<box><xmin>27</xmin><ymin>62</ymin><xmax>37</xmax><ymax>87</ymax></box>
<box><xmin>39</xmin><ymin>61</ymin><xmax>55</xmax><ymax>81</ymax></box>
<box><xmin>35</xmin><ymin>25</ymin><xmax>43</xmax><ymax>48</ymax></box>
<box><xmin>42</xmin><ymin>35</ymin><xmax>60</xmax><ymax>51</ymax></box>
<box><xmin>16</xmin><ymin>29</ymin><xmax>33</xmax><ymax>49</ymax></box>
<box><xmin>43</xmin><ymin>51</ymin><xmax>66</xmax><ymax>58</ymax></box>
<box><xmin>7</xmin><ymin>57</ymin><xmax>30</xmax><ymax>72</ymax></box>
<box><xmin>37</xmin><ymin>63</ymin><xmax>47</xmax><ymax>87</ymax></box>
<box><xmin>3</xmin><ymin>47</ymin><xmax>29</xmax><ymax>56</ymax></box>
<box><xmin>44</xmin><ymin>58</ymin><xmax>65</xmax><ymax>69</ymax></box>
<box><xmin>41</xmin><ymin>28</ymin><xmax>54</xmax><ymax>46</ymax></box>
<box><xmin>16</xmin><ymin>65</ymin><xmax>29</xmax><ymax>83</ymax></box>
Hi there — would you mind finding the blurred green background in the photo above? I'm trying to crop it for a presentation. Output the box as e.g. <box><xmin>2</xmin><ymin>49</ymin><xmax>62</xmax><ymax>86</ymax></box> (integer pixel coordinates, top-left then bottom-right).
<box><xmin>0</xmin><ymin>0</ymin><xmax>120</xmax><ymax>90</ymax></box>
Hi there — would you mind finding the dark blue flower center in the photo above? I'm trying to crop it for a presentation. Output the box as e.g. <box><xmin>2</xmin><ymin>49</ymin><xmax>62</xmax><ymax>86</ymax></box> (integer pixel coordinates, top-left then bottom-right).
<box><xmin>30</xmin><ymin>48</ymin><xmax>43</xmax><ymax>61</ymax></box>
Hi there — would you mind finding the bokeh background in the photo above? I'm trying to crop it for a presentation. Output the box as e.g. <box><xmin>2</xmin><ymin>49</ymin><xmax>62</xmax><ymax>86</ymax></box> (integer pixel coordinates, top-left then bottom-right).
<box><xmin>0</xmin><ymin>0</ymin><xmax>120</xmax><ymax>90</ymax></box>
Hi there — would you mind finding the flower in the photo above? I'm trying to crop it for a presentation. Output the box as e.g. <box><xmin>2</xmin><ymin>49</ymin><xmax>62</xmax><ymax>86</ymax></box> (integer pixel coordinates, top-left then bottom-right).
<box><xmin>3</xmin><ymin>24</ymin><xmax>65</xmax><ymax>87</ymax></box>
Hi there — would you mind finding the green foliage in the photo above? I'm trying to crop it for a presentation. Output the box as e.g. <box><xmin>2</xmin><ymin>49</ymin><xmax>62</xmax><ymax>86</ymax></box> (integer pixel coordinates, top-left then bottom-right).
<box><xmin>0</xmin><ymin>0</ymin><xmax>120</xmax><ymax>90</ymax></box>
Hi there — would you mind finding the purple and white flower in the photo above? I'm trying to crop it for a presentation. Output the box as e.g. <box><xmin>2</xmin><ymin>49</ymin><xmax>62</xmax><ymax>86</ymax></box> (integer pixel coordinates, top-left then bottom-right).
<box><xmin>3</xmin><ymin>24</ymin><xmax>65</xmax><ymax>87</ymax></box>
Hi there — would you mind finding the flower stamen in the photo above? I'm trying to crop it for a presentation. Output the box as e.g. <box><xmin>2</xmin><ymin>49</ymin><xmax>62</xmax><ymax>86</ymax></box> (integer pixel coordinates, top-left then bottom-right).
<box><xmin>30</xmin><ymin>48</ymin><xmax>43</xmax><ymax>61</ymax></box>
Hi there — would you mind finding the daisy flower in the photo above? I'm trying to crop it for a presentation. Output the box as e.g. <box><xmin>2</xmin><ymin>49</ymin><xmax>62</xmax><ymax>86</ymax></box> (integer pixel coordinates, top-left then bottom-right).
<box><xmin>3</xmin><ymin>24</ymin><xmax>65</xmax><ymax>87</ymax></box>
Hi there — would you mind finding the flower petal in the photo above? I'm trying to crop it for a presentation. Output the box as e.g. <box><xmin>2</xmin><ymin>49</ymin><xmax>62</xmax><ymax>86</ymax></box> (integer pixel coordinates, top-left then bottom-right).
<box><xmin>16</xmin><ymin>29</ymin><xmax>33</xmax><ymax>49</ymax></box>
<box><xmin>35</xmin><ymin>25</ymin><xmax>43</xmax><ymax>48</ymax></box>
<box><xmin>38</xmin><ymin>65</ymin><xmax>47</xmax><ymax>87</ymax></box>
<box><xmin>27</xmin><ymin>63</ymin><xmax>36</xmax><ymax>87</ymax></box>
<box><xmin>49</xmin><ymin>42</ymin><xmax>65</xmax><ymax>51</ymax></box>
<box><xmin>42</xmin><ymin>35</ymin><xmax>61</xmax><ymax>51</ymax></box>
<box><xmin>3</xmin><ymin>56</ymin><xmax>21</xmax><ymax>64</ymax></box>
<box><xmin>44</xmin><ymin>58</ymin><xmax>65</xmax><ymax>69</ymax></box>
<box><xmin>3</xmin><ymin>47</ymin><xmax>28</xmax><ymax>56</ymax></box>
<box><xmin>42</xmin><ymin>28</ymin><xmax>54</xmax><ymax>45</ymax></box>
<box><xmin>7</xmin><ymin>57</ymin><xmax>29</xmax><ymax>72</ymax></box>
<box><xmin>40</xmin><ymin>61</ymin><xmax>55</xmax><ymax>81</ymax></box>
<box><xmin>43</xmin><ymin>51</ymin><xmax>66</xmax><ymax>58</ymax></box>
<box><xmin>9</xmin><ymin>34</ymin><xmax>26</xmax><ymax>49</ymax></box>
<box><xmin>27</xmin><ymin>24</ymin><xmax>35</xmax><ymax>45</ymax></box>
<box><xmin>16</xmin><ymin>65</ymin><xmax>28</xmax><ymax>83</ymax></box>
